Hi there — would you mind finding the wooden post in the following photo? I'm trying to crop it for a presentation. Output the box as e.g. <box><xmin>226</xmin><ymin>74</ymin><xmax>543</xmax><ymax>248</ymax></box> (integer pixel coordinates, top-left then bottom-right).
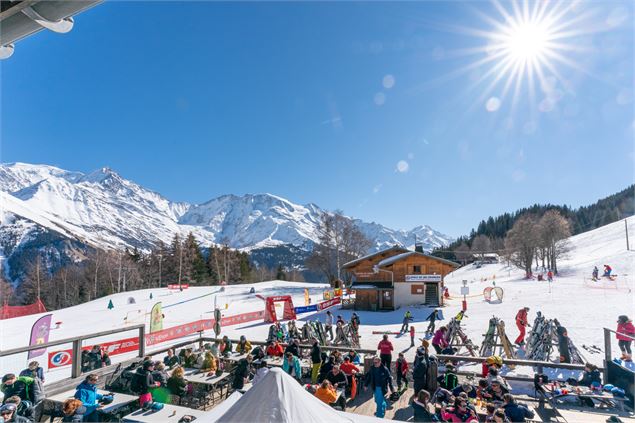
<box><xmin>626</xmin><ymin>219</ymin><xmax>630</xmax><ymax>251</ymax></box>
<box><xmin>603</xmin><ymin>328</ymin><xmax>611</xmax><ymax>383</ymax></box>
<box><xmin>138</xmin><ymin>325</ymin><xmax>146</xmax><ymax>358</ymax></box>
<box><xmin>71</xmin><ymin>340</ymin><xmax>82</xmax><ymax>379</ymax></box>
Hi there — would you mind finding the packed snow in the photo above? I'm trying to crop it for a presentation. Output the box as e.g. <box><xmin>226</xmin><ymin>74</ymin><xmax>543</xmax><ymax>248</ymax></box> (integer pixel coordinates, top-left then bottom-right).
<box><xmin>0</xmin><ymin>218</ymin><xmax>632</xmax><ymax>385</ymax></box>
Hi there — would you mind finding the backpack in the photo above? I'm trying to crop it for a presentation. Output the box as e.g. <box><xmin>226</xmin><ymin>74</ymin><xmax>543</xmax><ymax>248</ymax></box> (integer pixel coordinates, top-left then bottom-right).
<box><xmin>130</xmin><ymin>371</ymin><xmax>144</xmax><ymax>394</ymax></box>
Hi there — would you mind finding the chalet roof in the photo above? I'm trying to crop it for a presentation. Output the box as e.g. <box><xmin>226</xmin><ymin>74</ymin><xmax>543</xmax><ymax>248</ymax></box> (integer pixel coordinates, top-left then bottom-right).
<box><xmin>377</xmin><ymin>251</ymin><xmax>460</xmax><ymax>268</ymax></box>
<box><xmin>341</xmin><ymin>246</ymin><xmax>409</xmax><ymax>269</ymax></box>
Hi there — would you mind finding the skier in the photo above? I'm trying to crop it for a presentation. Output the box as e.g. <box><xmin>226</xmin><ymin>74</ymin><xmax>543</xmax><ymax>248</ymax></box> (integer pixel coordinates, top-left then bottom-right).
<box><xmin>395</xmin><ymin>352</ymin><xmax>408</xmax><ymax>391</ymax></box>
<box><xmin>350</xmin><ymin>313</ymin><xmax>360</xmax><ymax>335</ymax></box>
<box><xmin>592</xmin><ymin>266</ymin><xmax>599</xmax><ymax>280</ymax></box>
<box><xmin>616</xmin><ymin>315</ymin><xmax>635</xmax><ymax>361</ymax></box>
<box><xmin>364</xmin><ymin>357</ymin><xmax>394</xmax><ymax>418</ymax></box>
<box><xmin>425</xmin><ymin>309</ymin><xmax>440</xmax><ymax>335</ymax></box>
<box><xmin>514</xmin><ymin>307</ymin><xmax>530</xmax><ymax>346</ymax></box>
<box><xmin>409</xmin><ymin>326</ymin><xmax>416</xmax><ymax>347</ymax></box>
<box><xmin>455</xmin><ymin>310</ymin><xmax>466</xmax><ymax>322</ymax></box>
<box><xmin>310</xmin><ymin>338</ymin><xmax>322</xmax><ymax>384</ymax></box>
<box><xmin>401</xmin><ymin>310</ymin><xmax>413</xmax><ymax>333</ymax></box>
<box><xmin>432</xmin><ymin>327</ymin><xmax>449</xmax><ymax>354</ymax></box>
<box><xmin>547</xmin><ymin>270</ymin><xmax>553</xmax><ymax>283</ymax></box>
<box><xmin>603</xmin><ymin>264</ymin><xmax>612</xmax><ymax>277</ymax></box>
<box><xmin>325</xmin><ymin>311</ymin><xmax>334</xmax><ymax>340</ymax></box>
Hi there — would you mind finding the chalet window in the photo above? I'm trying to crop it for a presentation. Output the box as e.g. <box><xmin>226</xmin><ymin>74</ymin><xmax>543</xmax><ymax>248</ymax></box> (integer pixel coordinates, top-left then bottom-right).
<box><xmin>411</xmin><ymin>284</ymin><xmax>424</xmax><ymax>294</ymax></box>
<box><xmin>413</xmin><ymin>265</ymin><xmax>422</xmax><ymax>274</ymax></box>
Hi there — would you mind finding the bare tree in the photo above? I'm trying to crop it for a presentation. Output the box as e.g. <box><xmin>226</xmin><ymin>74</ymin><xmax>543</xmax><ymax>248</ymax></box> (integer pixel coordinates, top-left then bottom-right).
<box><xmin>471</xmin><ymin>235</ymin><xmax>491</xmax><ymax>260</ymax></box>
<box><xmin>306</xmin><ymin>211</ymin><xmax>373</xmax><ymax>285</ymax></box>
<box><xmin>537</xmin><ymin>210</ymin><xmax>571</xmax><ymax>274</ymax></box>
<box><xmin>504</xmin><ymin>214</ymin><xmax>539</xmax><ymax>278</ymax></box>
<box><xmin>454</xmin><ymin>242</ymin><xmax>471</xmax><ymax>265</ymax></box>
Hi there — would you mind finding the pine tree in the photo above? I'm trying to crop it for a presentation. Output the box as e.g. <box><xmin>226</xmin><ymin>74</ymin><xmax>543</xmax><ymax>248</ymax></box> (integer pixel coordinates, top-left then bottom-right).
<box><xmin>276</xmin><ymin>264</ymin><xmax>287</xmax><ymax>281</ymax></box>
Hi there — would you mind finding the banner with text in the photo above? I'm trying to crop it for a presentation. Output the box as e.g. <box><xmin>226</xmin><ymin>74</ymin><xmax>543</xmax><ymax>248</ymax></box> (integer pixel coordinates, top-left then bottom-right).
<box><xmin>28</xmin><ymin>314</ymin><xmax>53</xmax><ymax>359</ymax></box>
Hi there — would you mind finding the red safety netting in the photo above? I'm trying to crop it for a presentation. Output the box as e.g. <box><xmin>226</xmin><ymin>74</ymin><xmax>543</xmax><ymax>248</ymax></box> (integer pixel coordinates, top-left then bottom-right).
<box><xmin>0</xmin><ymin>298</ymin><xmax>47</xmax><ymax>319</ymax></box>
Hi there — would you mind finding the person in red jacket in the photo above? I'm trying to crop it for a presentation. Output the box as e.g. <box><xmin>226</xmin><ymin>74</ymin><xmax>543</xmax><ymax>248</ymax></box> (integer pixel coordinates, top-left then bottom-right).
<box><xmin>265</xmin><ymin>340</ymin><xmax>284</xmax><ymax>357</ymax></box>
<box><xmin>514</xmin><ymin>307</ymin><xmax>530</xmax><ymax>346</ymax></box>
<box><xmin>617</xmin><ymin>315</ymin><xmax>635</xmax><ymax>361</ymax></box>
<box><xmin>377</xmin><ymin>334</ymin><xmax>394</xmax><ymax>370</ymax></box>
<box><xmin>395</xmin><ymin>352</ymin><xmax>409</xmax><ymax>391</ymax></box>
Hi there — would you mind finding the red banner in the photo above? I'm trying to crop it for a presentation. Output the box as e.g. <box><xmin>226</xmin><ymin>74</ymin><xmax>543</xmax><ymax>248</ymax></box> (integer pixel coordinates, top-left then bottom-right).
<box><xmin>167</xmin><ymin>284</ymin><xmax>189</xmax><ymax>290</ymax></box>
<box><xmin>317</xmin><ymin>297</ymin><xmax>341</xmax><ymax>310</ymax></box>
<box><xmin>48</xmin><ymin>310</ymin><xmax>265</xmax><ymax>368</ymax></box>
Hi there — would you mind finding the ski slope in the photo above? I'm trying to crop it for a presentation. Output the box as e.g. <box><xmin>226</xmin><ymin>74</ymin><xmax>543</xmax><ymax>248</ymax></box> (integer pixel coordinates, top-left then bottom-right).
<box><xmin>0</xmin><ymin>219</ymin><xmax>633</xmax><ymax>384</ymax></box>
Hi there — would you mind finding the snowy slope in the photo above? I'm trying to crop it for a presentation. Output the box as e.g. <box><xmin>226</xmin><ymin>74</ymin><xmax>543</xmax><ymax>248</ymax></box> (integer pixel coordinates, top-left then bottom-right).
<box><xmin>0</xmin><ymin>162</ymin><xmax>452</xmax><ymax>261</ymax></box>
<box><xmin>1</xmin><ymin>219</ymin><xmax>631</xmax><ymax>385</ymax></box>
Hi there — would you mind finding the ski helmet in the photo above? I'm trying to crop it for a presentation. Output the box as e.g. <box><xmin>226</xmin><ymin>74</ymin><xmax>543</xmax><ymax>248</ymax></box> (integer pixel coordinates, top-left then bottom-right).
<box><xmin>618</xmin><ymin>315</ymin><xmax>629</xmax><ymax>324</ymax></box>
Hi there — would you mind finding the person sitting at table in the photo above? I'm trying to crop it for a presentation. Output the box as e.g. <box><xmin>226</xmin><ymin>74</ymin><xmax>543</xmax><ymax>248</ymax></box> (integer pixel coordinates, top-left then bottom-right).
<box><xmin>61</xmin><ymin>398</ymin><xmax>87</xmax><ymax>423</ymax></box>
<box><xmin>315</xmin><ymin>380</ymin><xmax>346</xmax><ymax>411</ymax></box>
<box><xmin>317</xmin><ymin>354</ymin><xmax>335</xmax><ymax>383</ymax></box>
<box><xmin>232</xmin><ymin>355</ymin><xmax>253</xmax><ymax>390</ymax></box>
<box><xmin>163</xmin><ymin>349</ymin><xmax>181</xmax><ymax>369</ymax></box>
<box><xmin>487</xmin><ymin>368</ymin><xmax>511</xmax><ymax>392</ymax></box>
<box><xmin>484</xmin><ymin>403</ymin><xmax>497</xmax><ymax>422</ymax></box>
<box><xmin>502</xmin><ymin>394</ymin><xmax>534</xmax><ymax>422</ymax></box>
<box><xmin>432</xmin><ymin>386</ymin><xmax>454</xmax><ymax>405</ymax></box>
<box><xmin>476</xmin><ymin>378</ymin><xmax>491</xmax><ymax>401</ymax></box>
<box><xmin>412</xmin><ymin>389</ymin><xmax>437</xmax><ymax>423</ymax></box>
<box><xmin>285</xmin><ymin>339</ymin><xmax>301</xmax><ymax>357</ymax></box>
<box><xmin>492</xmin><ymin>408</ymin><xmax>510</xmax><ymax>423</ymax></box>
<box><xmin>486</xmin><ymin>379</ymin><xmax>508</xmax><ymax>403</ymax></box>
<box><xmin>181</xmin><ymin>349</ymin><xmax>198</xmax><ymax>368</ymax></box>
<box><xmin>167</xmin><ymin>367</ymin><xmax>190</xmax><ymax>398</ymax></box>
<box><xmin>251</xmin><ymin>360</ymin><xmax>269</xmax><ymax>385</ymax></box>
<box><xmin>200</xmin><ymin>352</ymin><xmax>218</xmax><ymax>375</ymax></box>
<box><xmin>331</xmin><ymin>350</ymin><xmax>343</xmax><ymax>365</ymax></box>
<box><xmin>235</xmin><ymin>336</ymin><xmax>252</xmax><ymax>355</ymax></box>
<box><xmin>250</xmin><ymin>345</ymin><xmax>265</xmax><ymax>360</ymax></box>
<box><xmin>266</xmin><ymin>341</ymin><xmax>284</xmax><ymax>357</ymax></box>
<box><xmin>452</xmin><ymin>382</ymin><xmax>476</xmax><ymax>399</ymax></box>
<box><xmin>440</xmin><ymin>398</ymin><xmax>478</xmax><ymax>423</ymax></box>
<box><xmin>325</xmin><ymin>365</ymin><xmax>348</xmax><ymax>392</ymax></box>
<box><xmin>346</xmin><ymin>350</ymin><xmax>361</xmax><ymax>365</ymax></box>
<box><xmin>282</xmin><ymin>352</ymin><xmax>303</xmax><ymax>383</ymax></box>
<box><xmin>574</xmin><ymin>362</ymin><xmax>601</xmax><ymax>387</ymax></box>
<box><xmin>0</xmin><ymin>403</ymin><xmax>30</xmax><ymax>423</ymax></box>
<box><xmin>152</xmin><ymin>361</ymin><xmax>169</xmax><ymax>386</ymax></box>
<box><xmin>73</xmin><ymin>374</ymin><xmax>103</xmax><ymax>422</ymax></box>
<box><xmin>220</xmin><ymin>336</ymin><xmax>233</xmax><ymax>356</ymax></box>
<box><xmin>3</xmin><ymin>396</ymin><xmax>34</xmax><ymax>422</ymax></box>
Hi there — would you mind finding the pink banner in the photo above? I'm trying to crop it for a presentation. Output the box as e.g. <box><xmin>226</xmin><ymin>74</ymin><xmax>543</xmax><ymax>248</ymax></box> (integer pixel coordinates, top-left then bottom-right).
<box><xmin>29</xmin><ymin>314</ymin><xmax>53</xmax><ymax>359</ymax></box>
<box><xmin>48</xmin><ymin>309</ymin><xmax>265</xmax><ymax>368</ymax></box>
<box><xmin>317</xmin><ymin>297</ymin><xmax>341</xmax><ymax>310</ymax></box>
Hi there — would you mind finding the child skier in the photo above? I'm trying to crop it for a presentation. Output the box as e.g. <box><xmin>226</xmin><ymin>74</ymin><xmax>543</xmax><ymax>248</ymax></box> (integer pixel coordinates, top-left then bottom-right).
<box><xmin>603</xmin><ymin>264</ymin><xmax>612</xmax><ymax>277</ymax></box>
<box><xmin>409</xmin><ymin>326</ymin><xmax>416</xmax><ymax>347</ymax></box>
<box><xmin>401</xmin><ymin>310</ymin><xmax>413</xmax><ymax>333</ymax></box>
<box><xmin>616</xmin><ymin>315</ymin><xmax>635</xmax><ymax>361</ymax></box>
<box><xmin>592</xmin><ymin>266</ymin><xmax>599</xmax><ymax>280</ymax></box>
<box><xmin>395</xmin><ymin>352</ymin><xmax>409</xmax><ymax>391</ymax></box>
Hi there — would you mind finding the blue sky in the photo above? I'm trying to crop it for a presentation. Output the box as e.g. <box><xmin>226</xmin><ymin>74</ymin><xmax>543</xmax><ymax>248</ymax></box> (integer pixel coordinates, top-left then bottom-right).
<box><xmin>1</xmin><ymin>1</ymin><xmax>633</xmax><ymax>237</ymax></box>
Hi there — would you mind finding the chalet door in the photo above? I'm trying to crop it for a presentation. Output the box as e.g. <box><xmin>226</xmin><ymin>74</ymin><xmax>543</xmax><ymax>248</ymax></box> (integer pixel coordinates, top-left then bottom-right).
<box><xmin>380</xmin><ymin>289</ymin><xmax>393</xmax><ymax>309</ymax></box>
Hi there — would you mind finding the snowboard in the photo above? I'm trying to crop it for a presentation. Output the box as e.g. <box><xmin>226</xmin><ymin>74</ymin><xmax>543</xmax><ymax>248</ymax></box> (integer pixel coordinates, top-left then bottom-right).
<box><xmin>496</xmin><ymin>320</ymin><xmax>516</xmax><ymax>368</ymax></box>
<box><xmin>479</xmin><ymin>317</ymin><xmax>497</xmax><ymax>357</ymax></box>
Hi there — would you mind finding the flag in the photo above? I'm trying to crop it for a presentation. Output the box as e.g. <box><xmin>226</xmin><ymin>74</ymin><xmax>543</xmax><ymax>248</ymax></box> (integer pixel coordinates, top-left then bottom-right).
<box><xmin>28</xmin><ymin>314</ymin><xmax>52</xmax><ymax>359</ymax></box>
<box><xmin>150</xmin><ymin>302</ymin><xmax>163</xmax><ymax>333</ymax></box>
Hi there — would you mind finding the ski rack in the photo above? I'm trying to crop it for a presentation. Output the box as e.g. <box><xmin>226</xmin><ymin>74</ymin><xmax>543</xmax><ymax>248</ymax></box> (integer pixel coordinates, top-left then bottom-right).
<box><xmin>525</xmin><ymin>314</ymin><xmax>586</xmax><ymax>364</ymax></box>
<box><xmin>480</xmin><ymin>316</ymin><xmax>516</xmax><ymax>360</ymax></box>
<box><xmin>446</xmin><ymin>317</ymin><xmax>478</xmax><ymax>356</ymax></box>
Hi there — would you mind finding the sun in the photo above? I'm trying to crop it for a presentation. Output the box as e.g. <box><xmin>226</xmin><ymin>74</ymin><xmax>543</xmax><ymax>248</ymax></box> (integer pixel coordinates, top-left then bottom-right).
<box><xmin>503</xmin><ymin>21</ymin><xmax>551</xmax><ymax>62</ymax></box>
<box><xmin>436</xmin><ymin>0</ymin><xmax>598</xmax><ymax>115</ymax></box>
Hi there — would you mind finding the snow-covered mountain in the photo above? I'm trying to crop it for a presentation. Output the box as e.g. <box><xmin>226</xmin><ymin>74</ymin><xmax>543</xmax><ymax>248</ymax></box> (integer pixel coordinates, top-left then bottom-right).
<box><xmin>0</xmin><ymin>162</ymin><xmax>452</xmax><ymax>279</ymax></box>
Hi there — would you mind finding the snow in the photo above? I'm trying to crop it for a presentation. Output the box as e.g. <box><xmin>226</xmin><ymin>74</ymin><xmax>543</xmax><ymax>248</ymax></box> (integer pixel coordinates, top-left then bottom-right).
<box><xmin>0</xmin><ymin>162</ymin><xmax>452</xmax><ymax>256</ymax></box>
<box><xmin>0</xmin><ymin>218</ymin><xmax>632</xmax><ymax>386</ymax></box>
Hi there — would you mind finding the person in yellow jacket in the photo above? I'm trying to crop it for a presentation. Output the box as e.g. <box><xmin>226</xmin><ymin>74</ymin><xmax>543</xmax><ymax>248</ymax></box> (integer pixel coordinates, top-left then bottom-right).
<box><xmin>200</xmin><ymin>352</ymin><xmax>218</xmax><ymax>374</ymax></box>
<box><xmin>235</xmin><ymin>335</ymin><xmax>252</xmax><ymax>354</ymax></box>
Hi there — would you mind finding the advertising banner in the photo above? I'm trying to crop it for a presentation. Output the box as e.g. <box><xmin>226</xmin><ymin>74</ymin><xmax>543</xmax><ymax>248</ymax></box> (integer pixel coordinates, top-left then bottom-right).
<box><xmin>28</xmin><ymin>314</ymin><xmax>53</xmax><ymax>359</ymax></box>
<box><xmin>149</xmin><ymin>302</ymin><xmax>163</xmax><ymax>333</ymax></box>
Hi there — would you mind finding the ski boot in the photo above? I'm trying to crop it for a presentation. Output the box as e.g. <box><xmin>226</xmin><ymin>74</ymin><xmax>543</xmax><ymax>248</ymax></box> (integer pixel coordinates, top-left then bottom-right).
<box><xmin>625</xmin><ymin>354</ymin><xmax>633</xmax><ymax>362</ymax></box>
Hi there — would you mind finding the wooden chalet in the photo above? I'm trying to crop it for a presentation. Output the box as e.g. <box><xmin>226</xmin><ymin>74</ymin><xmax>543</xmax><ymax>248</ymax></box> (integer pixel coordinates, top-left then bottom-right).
<box><xmin>342</xmin><ymin>245</ymin><xmax>460</xmax><ymax>311</ymax></box>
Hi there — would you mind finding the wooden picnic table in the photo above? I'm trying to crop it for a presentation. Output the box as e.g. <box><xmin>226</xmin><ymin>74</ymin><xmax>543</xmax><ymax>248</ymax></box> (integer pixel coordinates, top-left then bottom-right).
<box><xmin>47</xmin><ymin>388</ymin><xmax>138</xmax><ymax>416</ymax></box>
<box><xmin>539</xmin><ymin>383</ymin><xmax>628</xmax><ymax>412</ymax></box>
<box><xmin>264</xmin><ymin>356</ymin><xmax>311</xmax><ymax>369</ymax></box>
<box><xmin>122</xmin><ymin>403</ymin><xmax>207</xmax><ymax>423</ymax></box>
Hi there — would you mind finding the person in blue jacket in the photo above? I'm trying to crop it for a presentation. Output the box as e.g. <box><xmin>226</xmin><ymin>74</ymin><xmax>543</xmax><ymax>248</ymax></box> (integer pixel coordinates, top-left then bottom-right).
<box><xmin>282</xmin><ymin>352</ymin><xmax>302</xmax><ymax>383</ymax></box>
<box><xmin>74</xmin><ymin>374</ymin><xmax>103</xmax><ymax>422</ymax></box>
<box><xmin>364</xmin><ymin>356</ymin><xmax>394</xmax><ymax>418</ymax></box>
<box><xmin>19</xmin><ymin>362</ymin><xmax>45</xmax><ymax>383</ymax></box>
<box><xmin>502</xmin><ymin>393</ymin><xmax>534</xmax><ymax>422</ymax></box>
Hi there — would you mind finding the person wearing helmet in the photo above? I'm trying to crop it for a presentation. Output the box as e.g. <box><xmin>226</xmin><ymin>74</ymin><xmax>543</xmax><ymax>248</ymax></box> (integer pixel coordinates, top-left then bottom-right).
<box><xmin>514</xmin><ymin>307</ymin><xmax>530</xmax><ymax>346</ymax></box>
